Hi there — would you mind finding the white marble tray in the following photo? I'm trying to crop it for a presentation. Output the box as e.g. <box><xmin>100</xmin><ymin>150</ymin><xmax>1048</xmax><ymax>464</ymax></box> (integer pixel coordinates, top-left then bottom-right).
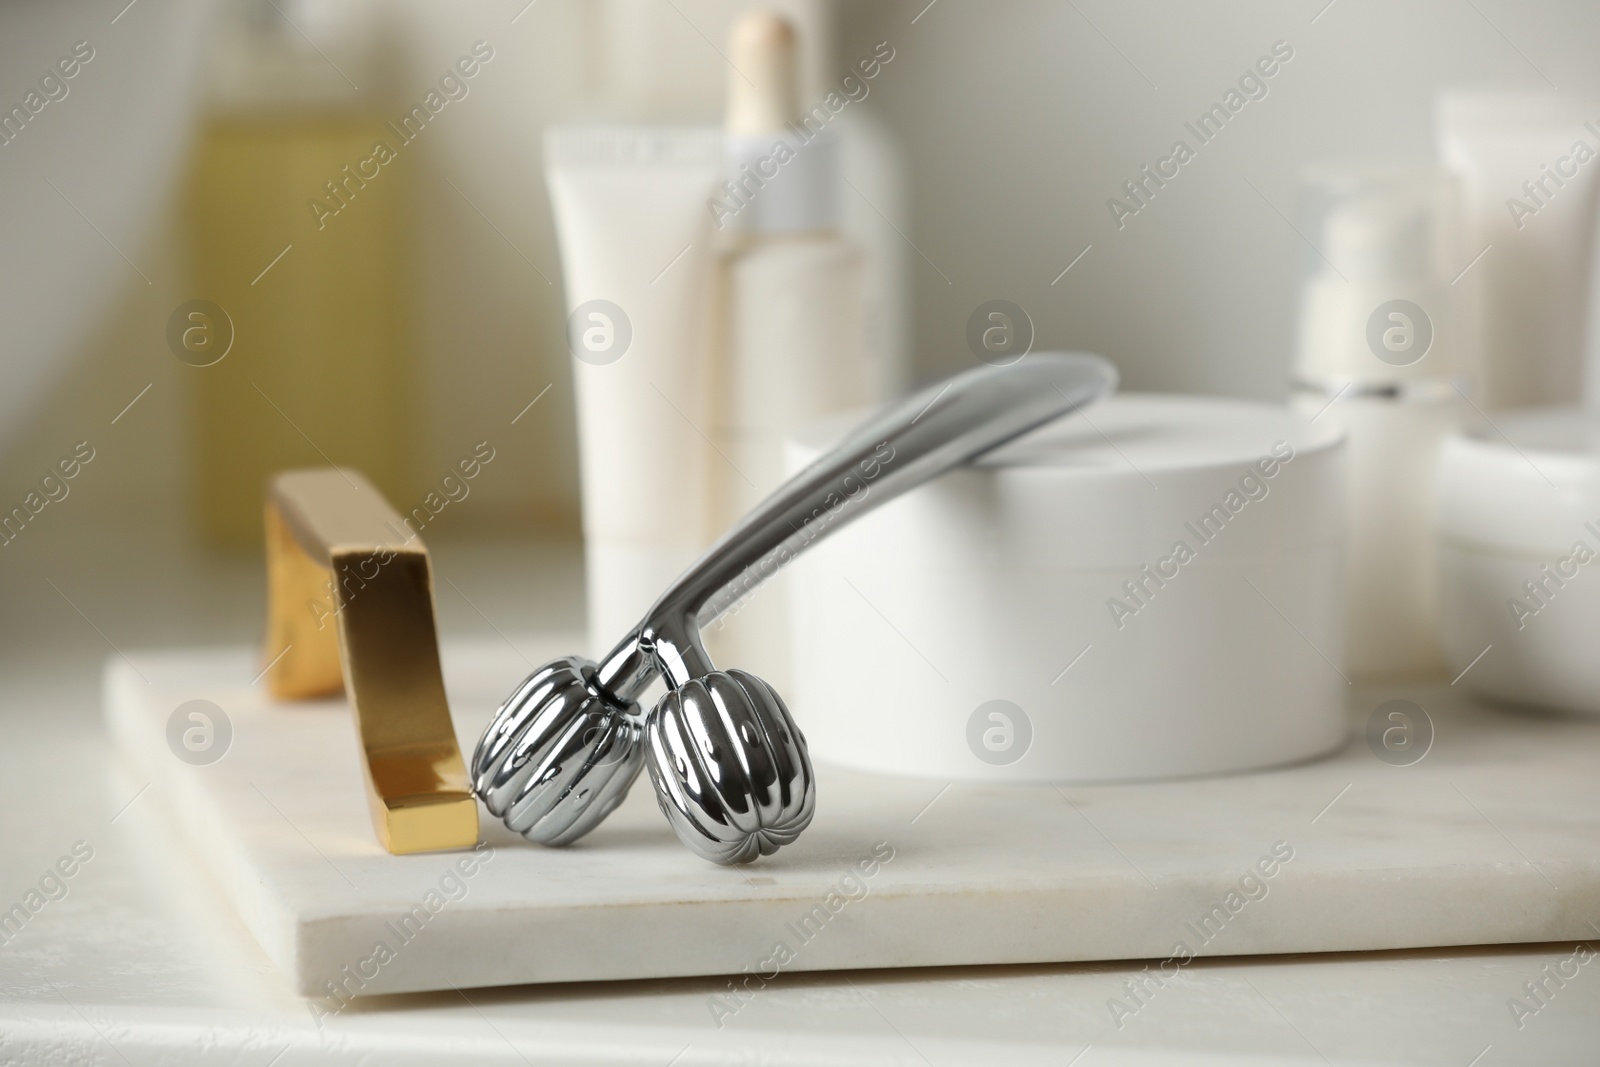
<box><xmin>104</xmin><ymin>639</ymin><xmax>1600</xmax><ymax>999</ymax></box>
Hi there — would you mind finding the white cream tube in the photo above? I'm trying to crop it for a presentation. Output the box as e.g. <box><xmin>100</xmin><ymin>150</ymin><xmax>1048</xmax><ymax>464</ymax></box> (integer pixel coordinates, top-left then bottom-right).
<box><xmin>1437</xmin><ymin>90</ymin><xmax>1600</xmax><ymax>410</ymax></box>
<box><xmin>545</xmin><ymin>127</ymin><xmax>723</xmax><ymax>654</ymax></box>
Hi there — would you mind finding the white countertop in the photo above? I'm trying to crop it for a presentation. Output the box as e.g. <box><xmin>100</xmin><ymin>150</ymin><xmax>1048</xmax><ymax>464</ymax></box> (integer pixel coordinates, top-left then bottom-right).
<box><xmin>2</xmin><ymin>527</ymin><xmax>1598</xmax><ymax>1064</ymax></box>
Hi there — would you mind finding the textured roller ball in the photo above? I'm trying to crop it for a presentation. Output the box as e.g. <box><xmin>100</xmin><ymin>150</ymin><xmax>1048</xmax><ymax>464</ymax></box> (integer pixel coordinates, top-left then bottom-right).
<box><xmin>472</xmin><ymin>656</ymin><xmax>645</xmax><ymax>846</ymax></box>
<box><xmin>645</xmin><ymin>669</ymin><xmax>816</xmax><ymax>865</ymax></box>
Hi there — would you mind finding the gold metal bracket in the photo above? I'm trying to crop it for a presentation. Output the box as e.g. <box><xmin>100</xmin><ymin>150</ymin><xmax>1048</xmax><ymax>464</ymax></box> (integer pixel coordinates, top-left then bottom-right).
<box><xmin>263</xmin><ymin>468</ymin><xmax>478</xmax><ymax>855</ymax></box>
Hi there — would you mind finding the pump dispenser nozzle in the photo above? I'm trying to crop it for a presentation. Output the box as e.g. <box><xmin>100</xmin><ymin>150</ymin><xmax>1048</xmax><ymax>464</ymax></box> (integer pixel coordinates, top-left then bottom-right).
<box><xmin>719</xmin><ymin>10</ymin><xmax>837</xmax><ymax>234</ymax></box>
<box><xmin>727</xmin><ymin>12</ymin><xmax>798</xmax><ymax>136</ymax></box>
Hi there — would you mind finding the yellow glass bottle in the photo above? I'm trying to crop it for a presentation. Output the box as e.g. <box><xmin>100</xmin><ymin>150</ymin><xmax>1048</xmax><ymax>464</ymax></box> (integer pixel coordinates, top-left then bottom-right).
<box><xmin>187</xmin><ymin>0</ymin><xmax>412</xmax><ymax>547</ymax></box>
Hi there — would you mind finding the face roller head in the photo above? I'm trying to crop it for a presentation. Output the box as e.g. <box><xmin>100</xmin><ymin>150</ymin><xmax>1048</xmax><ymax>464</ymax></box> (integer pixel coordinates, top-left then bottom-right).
<box><xmin>472</xmin><ymin>354</ymin><xmax>1117</xmax><ymax>861</ymax></box>
<box><xmin>646</xmin><ymin>668</ymin><xmax>815</xmax><ymax>864</ymax></box>
<box><xmin>471</xmin><ymin>656</ymin><xmax>644</xmax><ymax>846</ymax></box>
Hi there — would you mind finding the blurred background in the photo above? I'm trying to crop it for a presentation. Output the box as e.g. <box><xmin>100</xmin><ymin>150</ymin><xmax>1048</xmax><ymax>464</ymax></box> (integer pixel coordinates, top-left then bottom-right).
<box><xmin>0</xmin><ymin>0</ymin><xmax>1595</xmax><ymax>659</ymax></box>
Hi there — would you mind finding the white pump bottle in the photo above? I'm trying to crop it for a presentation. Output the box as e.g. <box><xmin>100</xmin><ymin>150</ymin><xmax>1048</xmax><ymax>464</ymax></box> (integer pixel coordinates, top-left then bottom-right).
<box><xmin>706</xmin><ymin>12</ymin><xmax>881</xmax><ymax>685</ymax></box>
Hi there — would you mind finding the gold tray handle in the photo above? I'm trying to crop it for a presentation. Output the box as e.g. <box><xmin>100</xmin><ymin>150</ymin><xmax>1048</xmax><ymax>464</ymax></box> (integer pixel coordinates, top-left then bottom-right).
<box><xmin>263</xmin><ymin>469</ymin><xmax>478</xmax><ymax>855</ymax></box>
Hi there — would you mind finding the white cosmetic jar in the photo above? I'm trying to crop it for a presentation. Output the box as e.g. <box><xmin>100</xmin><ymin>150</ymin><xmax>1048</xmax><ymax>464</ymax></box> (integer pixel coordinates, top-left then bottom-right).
<box><xmin>1438</xmin><ymin>408</ymin><xmax>1600</xmax><ymax>715</ymax></box>
<box><xmin>784</xmin><ymin>393</ymin><xmax>1348</xmax><ymax>783</ymax></box>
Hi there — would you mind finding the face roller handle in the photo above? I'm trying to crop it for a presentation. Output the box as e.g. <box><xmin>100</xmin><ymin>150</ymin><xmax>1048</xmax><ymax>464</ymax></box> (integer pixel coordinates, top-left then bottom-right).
<box><xmin>595</xmin><ymin>352</ymin><xmax>1118</xmax><ymax>698</ymax></box>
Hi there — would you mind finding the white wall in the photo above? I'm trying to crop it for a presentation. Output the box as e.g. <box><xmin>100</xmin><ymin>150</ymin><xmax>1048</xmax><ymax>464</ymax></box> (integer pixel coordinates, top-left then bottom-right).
<box><xmin>837</xmin><ymin>0</ymin><xmax>1600</xmax><ymax>396</ymax></box>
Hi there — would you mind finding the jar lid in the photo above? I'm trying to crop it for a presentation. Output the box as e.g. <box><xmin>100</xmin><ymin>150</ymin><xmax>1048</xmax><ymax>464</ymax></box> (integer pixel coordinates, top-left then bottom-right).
<box><xmin>1439</xmin><ymin>407</ymin><xmax>1600</xmax><ymax>555</ymax></box>
<box><xmin>974</xmin><ymin>392</ymin><xmax>1342</xmax><ymax>472</ymax></box>
<box><xmin>788</xmin><ymin>393</ymin><xmax>1346</xmax><ymax>567</ymax></box>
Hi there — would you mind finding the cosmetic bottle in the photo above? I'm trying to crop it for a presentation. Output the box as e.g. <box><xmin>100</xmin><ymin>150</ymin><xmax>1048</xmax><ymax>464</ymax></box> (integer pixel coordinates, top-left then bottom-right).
<box><xmin>188</xmin><ymin>0</ymin><xmax>413</xmax><ymax>547</ymax></box>
<box><xmin>586</xmin><ymin>0</ymin><xmax>911</xmax><ymax>426</ymax></box>
<box><xmin>1437</xmin><ymin>90</ymin><xmax>1600</xmax><ymax>411</ymax></box>
<box><xmin>705</xmin><ymin>12</ymin><xmax>882</xmax><ymax>684</ymax></box>
<box><xmin>1290</xmin><ymin>166</ymin><xmax>1466</xmax><ymax>681</ymax></box>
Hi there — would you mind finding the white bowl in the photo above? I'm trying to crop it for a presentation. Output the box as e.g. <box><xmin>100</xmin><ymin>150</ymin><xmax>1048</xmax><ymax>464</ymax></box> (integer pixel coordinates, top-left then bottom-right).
<box><xmin>1438</xmin><ymin>407</ymin><xmax>1600</xmax><ymax>715</ymax></box>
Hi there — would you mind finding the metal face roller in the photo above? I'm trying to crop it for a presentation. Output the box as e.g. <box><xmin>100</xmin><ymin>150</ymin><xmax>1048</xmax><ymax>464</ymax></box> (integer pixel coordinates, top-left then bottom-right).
<box><xmin>472</xmin><ymin>657</ymin><xmax>644</xmax><ymax>846</ymax></box>
<box><xmin>473</xmin><ymin>353</ymin><xmax>1117</xmax><ymax>863</ymax></box>
<box><xmin>645</xmin><ymin>668</ymin><xmax>813</xmax><ymax>864</ymax></box>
